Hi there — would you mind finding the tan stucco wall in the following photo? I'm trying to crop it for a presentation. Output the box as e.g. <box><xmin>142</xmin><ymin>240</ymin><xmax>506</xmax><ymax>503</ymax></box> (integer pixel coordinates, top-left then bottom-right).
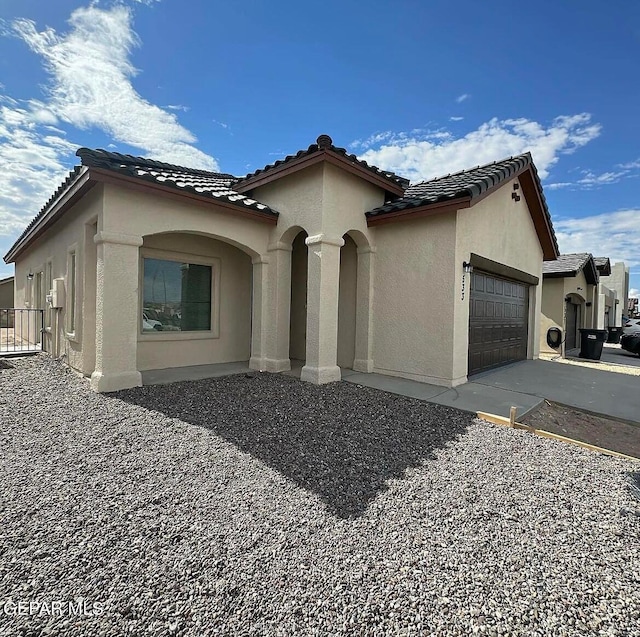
<box><xmin>102</xmin><ymin>184</ymin><xmax>272</xmax><ymax>259</ymax></box>
<box><xmin>453</xmin><ymin>177</ymin><xmax>544</xmax><ymax>382</ymax></box>
<box><xmin>253</xmin><ymin>163</ymin><xmax>383</xmax><ymax>244</ymax></box>
<box><xmin>137</xmin><ymin>233</ymin><xmax>252</xmax><ymax>371</ymax></box>
<box><xmin>540</xmin><ymin>278</ymin><xmax>565</xmax><ymax>354</ymax></box>
<box><xmin>372</xmin><ymin>214</ymin><xmax>458</xmax><ymax>384</ymax></box>
<box><xmin>540</xmin><ymin>270</ymin><xmax>593</xmax><ymax>355</ymax></box>
<box><xmin>13</xmin><ymin>186</ymin><xmax>104</xmax><ymax>375</ymax></box>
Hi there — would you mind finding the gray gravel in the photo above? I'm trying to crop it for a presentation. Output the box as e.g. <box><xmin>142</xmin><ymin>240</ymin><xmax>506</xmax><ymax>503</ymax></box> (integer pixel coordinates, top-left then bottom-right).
<box><xmin>0</xmin><ymin>355</ymin><xmax>639</xmax><ymax>636</ymax></box>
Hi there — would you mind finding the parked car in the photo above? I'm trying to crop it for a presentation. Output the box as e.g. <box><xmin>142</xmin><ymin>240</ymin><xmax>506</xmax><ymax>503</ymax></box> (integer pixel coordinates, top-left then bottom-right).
<box><xmin>623</xmin><ymin>318</ymin><xmax>640</xmax><ymax>335</ymax></box>
<box><xmin>143</xmin><ymin>312</ymin><xmax>163</xmax><ymax>331</ymax></box>
<box><xmin>620</xmin><ymin>332</ymin><xmax>640</xmax><ymax>356</ymax></box>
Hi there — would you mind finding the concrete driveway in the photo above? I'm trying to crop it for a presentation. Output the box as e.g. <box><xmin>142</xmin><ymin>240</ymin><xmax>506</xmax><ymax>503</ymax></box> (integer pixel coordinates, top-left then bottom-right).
<box><xmin>472</xmin><ymin>359</ymin><xmax>639</xmax><ymax>424</ymax></box>
<box><xmin>346</xmin><ymin>356</ymin><xmax>640</xmax><ymax>425</ymax></box>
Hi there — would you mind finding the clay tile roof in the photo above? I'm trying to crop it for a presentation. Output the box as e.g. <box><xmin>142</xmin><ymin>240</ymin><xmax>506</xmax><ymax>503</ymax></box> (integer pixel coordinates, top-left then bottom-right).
<box><xmin>366</xmin><ymin>153</ymin><xmax>559</xmax><ymax>257</ymax></box>
<box><xmin>76</xmin><ymin>148</ymin><xmax>276</xmax><ymax>216</ymax></box>
<box><xmin>237</xmin><ymin>135</ymin><xmax>410</xmax><ymax>190</ymax></box>
<box><xmin>542</xmin><ymin>253</ymin><xmax>599</xmax><ymax>284</ymax></box>
<box><xmin>367</xmin><ymin>154</ymin><xmax>534</xmax><ymax>216</ymax></box>
<box><xmin>593</xmin><ymin>256</ymin><xmax>612</xmax><ymax>276</ymax></box>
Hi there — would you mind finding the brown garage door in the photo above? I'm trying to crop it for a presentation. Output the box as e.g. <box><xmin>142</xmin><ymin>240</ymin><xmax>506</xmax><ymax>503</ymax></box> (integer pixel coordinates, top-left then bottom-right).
<box><xmin>468</xmin><ymin>271</ymin><xmax>529</xmax><ymax>375</ymax></box>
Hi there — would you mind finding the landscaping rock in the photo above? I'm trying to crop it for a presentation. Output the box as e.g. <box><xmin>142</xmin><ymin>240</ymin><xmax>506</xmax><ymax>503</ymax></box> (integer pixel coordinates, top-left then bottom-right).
<box><xmin>0</xmin><ymin>355</ymin><xmax>638</xmax><ymax>636</ymax></box>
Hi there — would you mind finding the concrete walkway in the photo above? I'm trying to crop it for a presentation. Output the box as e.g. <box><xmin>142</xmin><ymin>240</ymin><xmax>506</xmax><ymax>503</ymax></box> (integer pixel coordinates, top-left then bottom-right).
<box><xmin>344</xmin><ymin>371</ymin><xmax>543</xmax><ymax>420</ymax></box>
<box><xmin>141</xmin><ymin>361</ymin><xmax>251</xmax><ymax>385</ymax></box>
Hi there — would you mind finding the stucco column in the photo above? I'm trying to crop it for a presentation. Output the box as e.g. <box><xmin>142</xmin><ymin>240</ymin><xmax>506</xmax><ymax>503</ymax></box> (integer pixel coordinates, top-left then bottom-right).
<box><xmin>90</xmin><ymin>231</ymin><xmax>143</xmax><ymax>393</ymax></box>
<box><xmin>301</xmin><ymin>234</ymin><xmax>344</xmax><ymax>384</ymax></box>
<box><xmin>353</xmin><ymin>245</ymin><xmax>375</xmax><ymax>373</ymax></box>
<box><xmin>260</xmin><ymin>241</ymin><xmax>292</xmax><ymax>372</ymax></box>
<box><xmin>249</xmin><ymin>255</ymin><xmax>269</xmax><ymax>371</ymax></box>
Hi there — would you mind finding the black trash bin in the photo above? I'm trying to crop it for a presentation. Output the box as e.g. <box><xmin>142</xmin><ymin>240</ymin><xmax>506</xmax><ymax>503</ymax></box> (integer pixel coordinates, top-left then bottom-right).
<box><xmin>606</xmin><ymin>327</ymin><xmax>623</xmax><ymax>344</ymax></box>
<box><xmin>579</xmin><ymin>328</ymin><xmax>607</xmax><ymax>360</ymax></box>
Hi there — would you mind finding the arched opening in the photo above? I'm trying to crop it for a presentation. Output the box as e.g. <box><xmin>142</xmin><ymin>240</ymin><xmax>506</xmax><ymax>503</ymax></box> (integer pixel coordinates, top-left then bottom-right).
<box><xmin>289</xmin><ymin>230</ymin><xmax>308</xmax><ymax>367</ymax></box>
<box><xmin>337</xmin><ymin>234</ymin><xmax>358</xmax><ymax>369</ymax></box>
<box><xmin>138</xmin><ymin>232</ymin><xmax>253</xmax><ymax>373</ymax></box>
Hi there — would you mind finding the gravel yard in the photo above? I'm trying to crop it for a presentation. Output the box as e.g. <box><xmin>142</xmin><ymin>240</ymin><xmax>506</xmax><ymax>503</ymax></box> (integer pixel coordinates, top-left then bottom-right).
<box><xmin>1</xmin><ymin>356</ymin><xmax>639</xmax><ymax>636</ymax></box>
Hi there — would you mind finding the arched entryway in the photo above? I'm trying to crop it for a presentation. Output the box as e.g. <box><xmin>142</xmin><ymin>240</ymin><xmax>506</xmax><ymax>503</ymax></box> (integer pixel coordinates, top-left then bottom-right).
<box><xmin>337</xmin><ymin>230</ymin><xmax>374</xmax><ymax>373</ymax></box>
<box><xmin>337</xmin><ymin>234</ymin><xmax>358</xmax><ymax>369</ymax></box>
<box><xmin>289</xmin><ymin>230</ymin><xmax>308</xmax><ymax>366</ymax></box>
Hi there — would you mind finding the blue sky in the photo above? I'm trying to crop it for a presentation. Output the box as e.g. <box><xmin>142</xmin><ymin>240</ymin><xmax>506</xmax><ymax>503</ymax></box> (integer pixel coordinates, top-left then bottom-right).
<box><xmin>0</xmin><ymin>0</ymin><xmax>638</xmax><ymax>296</ymax></box>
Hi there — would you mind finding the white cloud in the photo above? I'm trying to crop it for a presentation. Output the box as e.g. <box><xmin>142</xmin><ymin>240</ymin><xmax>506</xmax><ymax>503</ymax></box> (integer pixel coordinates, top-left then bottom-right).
<box><xmin>629</xmin><ymin>288</ymin><xmax>639</xmax><ymax>299</ymax></box>
<box><xmin>357</xmin><ymin>114</ymin><xmax>601</xmax><ymax>183</ymax></box>
<box><xmin>449</xmin><ymin>116</ymin><xmax>464</xmax><ymax>122</ymax></box>
<box><xmin>456</xmin><ymin>94</ymin><xmax>470</xmax><ymax>103</ymax></box>
<box><xmin>546</xmin><ymin>166</ymin><xmax>638</xmax><ymax>190</ymax></box>
<box><xmin>0</xmin><ymin>3</ymin><xmax>218</xmax><ymax>249</ymax></box>
<box><xmin>0</xmin><ymin>97</ymin><xmax>77</xmax><ymax>237</ymax></box>
<box><xmin>554</xmin><ymin>209</ymin><xmax>640</xmax><ymax>268</ymax></box>
<box><xmin>12</xmin><ymin>5</ymin><xmax>217</xmax><ymax>170</ymax></box>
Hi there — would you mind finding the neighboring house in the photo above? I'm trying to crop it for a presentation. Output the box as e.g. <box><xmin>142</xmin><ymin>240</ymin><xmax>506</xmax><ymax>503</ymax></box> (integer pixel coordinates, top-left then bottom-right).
<box><xmin>0</xmin><ymin>276</ymin><xmax>15</xmax><ymax>328</ymax></box>
<box><xmin>598</xmin><ymin>261</ymin><xmax>630</xmax><ymax>327</ymax></box>
<box><xmin>4</xmin><ymin>135</ymin><xmax>558</xmax><ymax>392</ymax></box>
<box><xmin>540</xmin><ymin>253</ymin><xmax>599</xmax><ymax>355</ymax></box>
<box><xmin>593</xmin><ymin>257</ymin><xmax>616</xmax><ymax>331</ymax></box>
<box><xmin>0</xmin><ymin>276</ymin><xmax>14</xmax><ymax>308</ymax></box>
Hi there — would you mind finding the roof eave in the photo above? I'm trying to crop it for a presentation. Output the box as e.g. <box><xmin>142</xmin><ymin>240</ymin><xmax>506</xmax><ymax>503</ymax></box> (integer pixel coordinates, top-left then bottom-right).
<box><xmin>235</xmin><ymin>149</ymin><xmax>407</xmax><ymax>197</ymax></box>
<box><xmin>4</xmin><ymin>165</ymin><xmax>279</xmax><ymax>264</ymax></box>
<box><xmin>543</xmin><ymin>270</ymin><xmax>579</xmax><ymax>279</ymax></box>
<box><xmin>366</xmin><ymin>197</ymin><xmax>472</xmax><ymax>226</ymax></box>
<box><xmin>88</xmin><ymin>167</ymin><xmax>279</xmax><ymax>224</ymax></box>
<box><xmin>518</xmin><ymin>167</ymin><xmax>559</xmax><ymax>261</ymax></box>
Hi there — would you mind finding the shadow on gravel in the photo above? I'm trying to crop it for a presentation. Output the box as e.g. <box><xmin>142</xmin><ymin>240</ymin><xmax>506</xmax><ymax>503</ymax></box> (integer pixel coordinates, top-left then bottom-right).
<box><xmin>0</xmin><ymin>359</ymin><xmax>14</xmax><ymax>370</ymax></box>
<box><xmin>115</xmin><ymin>373</ymin><xmax>472</xmax><ymax>518</ymax></box>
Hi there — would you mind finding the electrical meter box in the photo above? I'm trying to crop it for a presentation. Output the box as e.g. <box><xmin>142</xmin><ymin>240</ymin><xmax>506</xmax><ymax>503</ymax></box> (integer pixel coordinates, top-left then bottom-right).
<box><xmin>51</xmin><ymin>278</ymin><xmax>65</xmax><ymax>308</ymax></box>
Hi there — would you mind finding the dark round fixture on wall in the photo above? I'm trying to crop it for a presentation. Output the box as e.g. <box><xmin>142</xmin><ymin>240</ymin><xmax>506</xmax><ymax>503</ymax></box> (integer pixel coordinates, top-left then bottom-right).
<box><xmin>547</xmin><ymin>327</ymin><xmax>562</xmax><ymax>349</ymax></box>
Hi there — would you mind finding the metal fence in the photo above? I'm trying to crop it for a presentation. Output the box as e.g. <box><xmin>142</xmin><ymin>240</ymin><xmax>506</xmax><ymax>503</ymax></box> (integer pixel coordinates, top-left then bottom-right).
<box><xmin>0</xmin><ymin>309</ymin><xmax>44</xmax><ymax>354</ymax></box>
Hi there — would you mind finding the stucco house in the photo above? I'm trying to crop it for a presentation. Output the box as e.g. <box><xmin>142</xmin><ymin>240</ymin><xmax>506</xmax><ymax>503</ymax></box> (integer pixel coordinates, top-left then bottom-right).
<box><xmin>0</xmin><ymin>276</ymin><xmax>15</xmax><ymax>329</ymax></box>
<box><xmin>598</xmin><ymin>260</ymin><xmax>630</xmax><ymax>328</ymax></box>
<box><xmin>4</xmin><ymin>135</ymin><xmax>558</xmax><ymax>392</ymax></box>
<box><xmin>0</xmin><ymin>276</ymin><xmax>14</xmax><ymax>310</ymax></box>
<box><xmin>540</xmin><ymin>253</ymin><xmax>600</xmax><ymax>355</ymax></box>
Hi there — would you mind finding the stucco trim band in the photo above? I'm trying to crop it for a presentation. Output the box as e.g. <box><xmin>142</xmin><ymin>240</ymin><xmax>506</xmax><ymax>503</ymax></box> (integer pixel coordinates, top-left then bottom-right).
<box><xmin>94</xmin><ymin>231</ymin><xmax>144</xmax><ymax>247</ymax></box>
<box><xmin>305</xmin><ymin>234</ymin><xmax>345</xmax><ymax>248</ymax></box>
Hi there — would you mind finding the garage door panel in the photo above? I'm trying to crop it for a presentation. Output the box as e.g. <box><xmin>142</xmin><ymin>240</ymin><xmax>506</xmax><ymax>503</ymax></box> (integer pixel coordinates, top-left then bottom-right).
<box><xmin>468</xmin><ymin>271</ymin><xmax>529</xmax><ymax>375</ymax></box>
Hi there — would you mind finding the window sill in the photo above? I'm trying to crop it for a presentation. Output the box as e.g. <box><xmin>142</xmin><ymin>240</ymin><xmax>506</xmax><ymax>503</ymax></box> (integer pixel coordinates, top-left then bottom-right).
<box><xmin>138</xmin><ymin>330</ymin><xmax>219</xmax><ymax>342</ymax></box>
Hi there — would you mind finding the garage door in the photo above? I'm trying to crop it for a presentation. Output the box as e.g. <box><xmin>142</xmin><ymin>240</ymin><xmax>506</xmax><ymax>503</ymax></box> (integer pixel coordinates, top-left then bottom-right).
<box><xmin>468</xmin><ymin>271</ymin><xmax>529</xmax><ymax>375</ymax></box>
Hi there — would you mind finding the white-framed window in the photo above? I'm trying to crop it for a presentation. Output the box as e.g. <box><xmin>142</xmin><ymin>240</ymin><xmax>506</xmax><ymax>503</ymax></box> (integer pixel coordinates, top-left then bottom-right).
<box><xmin>45</xmin><ymin>260</ymin><xmax>53</xmax><ymax>328</ymax></box>
<box><xmin>141</xmin><ymin>253</ymin><xmax>217</xmax><ymax>335</ymax></box>
<box><xmin>67</xmin><ymin>248</ymin><xmax>77</xmax><ymax>336</ymax></box>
